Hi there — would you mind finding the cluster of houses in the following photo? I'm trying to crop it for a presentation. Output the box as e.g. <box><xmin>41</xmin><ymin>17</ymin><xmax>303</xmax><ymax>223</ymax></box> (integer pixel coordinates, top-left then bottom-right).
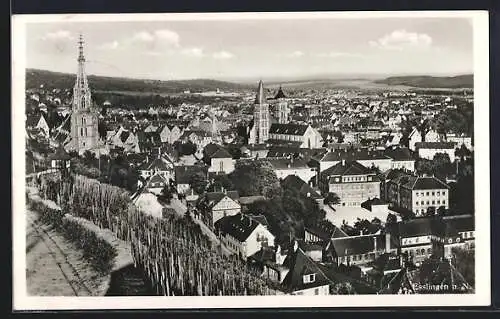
<box><xmin>26</xmin><ymin>75</ymin><xmax>476</xmax><ymax>295</ymax></box>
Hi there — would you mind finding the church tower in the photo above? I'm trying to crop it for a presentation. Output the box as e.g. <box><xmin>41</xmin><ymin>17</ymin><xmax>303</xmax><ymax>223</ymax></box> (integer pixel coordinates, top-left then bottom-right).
<box><xmin>275</xmin><ymin>85</ymin><xmax>289</xmax><ymax>124</ymax></box>
<box><xmin>253</xmin><ymin>80</ymin><xmax>270</xmax><ymax>144</ymax></box>
<box><xmin>69</xmin><ymin>34</ymin><xmax>99</xmax><ymax>154</ymax></box>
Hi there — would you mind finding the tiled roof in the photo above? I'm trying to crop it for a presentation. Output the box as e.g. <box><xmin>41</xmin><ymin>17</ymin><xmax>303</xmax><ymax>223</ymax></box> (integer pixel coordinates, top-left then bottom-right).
<box><xmin>267</xmin><ymin>158</ymin><xmax>310</xmax><ymax>170</ymax></box>
<box><xmin>320</xmin><ymin>148</ymin><xmax>390</xmax><ymax>162</ymax></box>
<box><xmin>281</xmin><ymin>247</ymin><xmax>331</xmax><ymax>293</ymax></box>
<box><xmin>266</xmin><ymin>139</ymin><xmax>303</xmax><ymax>148</ymax></box>
<box><xmin>384</xmin><ymin>147</ymin><xmax>415</xmax><ymax>161</ymax></box>
<box><xmin>415</xmin><ymin>142</ymin><xmax>456</xmax><ymax>149</ymax></box>
<box><xmin>282</xmin><ymin>175</ymin><xmax>322</xmax><ymax>200</ymax></box>
<box><xmin>322</xmin><ymin>160</ymin><xmax>375</xmax><ymax>177</ymax></box>
<box><xmin>397</xmin><ymin>217</ymin><xmax>433</xmax><ymax>238</ymax></box>
<box><xmin>274</xmin><ymin>86</ymin><xmax>287</xmax><ymax>99</ymax></box>
<box><xmin>361</xmin><ymin>198</ymin><xmax>387</xmax><ymax>210</ymax></box>
<box><xmin>329</xmin><ymin>234</ymin><xmax>387</xmax><ymax>257</ymax></box>
<box><xmin>204</xmin><ymin>190</ymin><xmax>240</xmax><ymax>206</ymax></box>
<box><xmin>269</xmin><ymin>123</ymin><xmax>309</xmax><ymax>136</ymax></box>
<box><xmin>138</xmin><ymin>157</ymin><xmax>173</xmax><ymax>171</ymax></box>
<box><xmin>401</xmin><ymin>176</ymin><xmax>449</xmax><ymax>190</ymax></box>
<box><xmin>214</xmin><ymin>213</ymin><xmax>261</xmax><ymax>242</ymax></box>
<box><xmin>442</xmin><ymin>214</ymin><xmax>474</xmax><ymax>233</ymax></box>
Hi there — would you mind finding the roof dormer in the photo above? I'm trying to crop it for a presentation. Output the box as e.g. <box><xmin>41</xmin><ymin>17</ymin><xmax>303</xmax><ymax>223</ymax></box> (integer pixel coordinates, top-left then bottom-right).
<box><xmin>303</xmin><ymin>273</ymin><xmax>316</xmax><ymax>284</ymax></box>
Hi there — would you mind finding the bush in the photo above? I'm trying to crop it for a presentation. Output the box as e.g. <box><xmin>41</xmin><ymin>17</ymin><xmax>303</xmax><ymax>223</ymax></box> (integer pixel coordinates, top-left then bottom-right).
<box><xmin>27</xmin><ymin>194</ymin><xmax>117</xmax><ymax>275</ymax></box>
<box><xmin>61</xmin><ymin>216</ymin><xmax>117</xmax><ymax>274</ymax></box>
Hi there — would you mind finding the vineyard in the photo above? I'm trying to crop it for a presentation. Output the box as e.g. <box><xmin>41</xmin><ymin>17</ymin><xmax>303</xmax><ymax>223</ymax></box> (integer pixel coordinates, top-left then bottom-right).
<box><xmin>34</xmin><ymin>173</ymin><xmax>282</xmax><ymax>296</ymax></box>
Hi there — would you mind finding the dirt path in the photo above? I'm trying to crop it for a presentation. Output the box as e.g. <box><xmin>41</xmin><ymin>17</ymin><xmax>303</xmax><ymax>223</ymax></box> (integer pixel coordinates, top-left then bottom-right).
<box><xmin>26</xmin><ymin>209</ymin><xmax>105</xmax><ymax>296</ymax></box>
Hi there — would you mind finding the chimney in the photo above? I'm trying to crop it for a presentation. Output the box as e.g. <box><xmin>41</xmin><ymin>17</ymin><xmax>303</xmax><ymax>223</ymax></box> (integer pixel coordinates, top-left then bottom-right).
<box><xmin>373</xmin><ymin>236</ymin><xmax>377</xmax><ymax>253</ymax></box>
<box><xmin>342</xmin><ymin>159</ymin><xmax>346</xmax><ymax>166</ymax></box>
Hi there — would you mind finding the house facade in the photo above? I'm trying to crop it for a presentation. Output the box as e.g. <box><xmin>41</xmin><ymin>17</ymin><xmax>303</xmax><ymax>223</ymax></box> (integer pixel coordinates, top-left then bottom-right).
<box><xmin>320</xmin><ymin>160</ymin><xmax>381</xmax><ymax>207</ymax></box>
<box><xmin>416</xmin><ymin>142</ymin><xmax>457</xmax><ymax>161</ymax></box>
<box><xmin>386</xmin><ymin>174</ymin><xmax>450</xmax><ymax>216</ymax></box>
<box><xmin>268</xmin><ymin>123</ymin><xmax>323</xmax><ymax>149</ymax></box>
<box><xmin>215</xmin><ymin>213</ymin><xmax>275</xmax><ymax>259</ymax></box>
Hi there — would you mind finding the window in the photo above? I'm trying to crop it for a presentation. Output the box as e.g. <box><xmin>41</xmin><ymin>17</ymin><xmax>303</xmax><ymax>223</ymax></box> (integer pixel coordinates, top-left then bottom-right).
<box><xmin>426</xmin><ymin>192</ymin><xmax>429</xmax><ymax>196</ymax></box>
<box><xmin>432</xmin><ymin>192</ymin><xmax>435</xmax><ymax>196</ymax></box>
<box><xmin>80</xmin><ymin>128</ymin><xmax>84</xmax><ymax>136</ymax></box>
<box><xmin>303</xmin><ymin>274</ymin><xmax>316</xmax><ymax>284</ymax></box>
<box><xmin>437</xmin><ymin>191</ymin><xmax>440</xmax><ymax>196</ymax></box>
<box><xmin>314</xmin><ymin>288</ymin><xmax>319</xmax><ymax>295</ymax></box>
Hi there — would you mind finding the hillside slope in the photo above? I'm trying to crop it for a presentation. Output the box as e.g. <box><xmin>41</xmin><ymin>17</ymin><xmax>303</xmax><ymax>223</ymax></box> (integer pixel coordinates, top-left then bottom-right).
<box><xmin>374</xmin><ymin>75</ymin><xmax>473</xmax><ymax>88</ymax></box>
<box><xmin>26</xmin><ymin>69</ymin><xmax>253</xmax><ymax>93</ymax></box>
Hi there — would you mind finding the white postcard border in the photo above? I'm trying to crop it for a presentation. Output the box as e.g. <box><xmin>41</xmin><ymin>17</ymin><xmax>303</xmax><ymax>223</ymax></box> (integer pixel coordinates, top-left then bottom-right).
<box><xmin>12</xmin><ymin>10</ymin><xmax>491</xmax><ymax>310</ymax></box>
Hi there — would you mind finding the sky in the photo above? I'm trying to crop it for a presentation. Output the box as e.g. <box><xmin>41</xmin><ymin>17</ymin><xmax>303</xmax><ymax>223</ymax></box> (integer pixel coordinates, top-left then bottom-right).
<box><xmin>24</xmin><ymin>16</ymin><xmax>474</xmax><ymax>81</ymax></box>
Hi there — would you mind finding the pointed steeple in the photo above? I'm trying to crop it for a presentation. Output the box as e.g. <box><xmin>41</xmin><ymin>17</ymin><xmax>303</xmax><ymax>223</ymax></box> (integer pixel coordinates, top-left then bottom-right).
<box><xmin>254</xmin><ymin>80</ymin><xmax>266</xmax><ymax>104</ymax></box>
<box><xmin>77</xmin><ymin>33</ymin><xmax>85</xmax><ymax>63</ymax></box>
<box><xmin>73</xmin><ymin>33</ymin><xmax>91</xmax><ymax>111</ymax></box>
<box><xmin>275</xmin><ymin>85</ymin><xmax>286</xmax><ymax>99</ymax></box>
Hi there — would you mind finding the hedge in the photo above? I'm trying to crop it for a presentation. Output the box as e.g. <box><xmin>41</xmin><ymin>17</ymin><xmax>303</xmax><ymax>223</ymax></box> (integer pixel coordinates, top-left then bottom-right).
<box><xmin>27</xmin><ymin>194</ymin><xmax>117</xmax><ymax>275</ymax></box>
<box><xmin>61</xmin><ymin>216</ymin><xmax>117</xmax><ymax>274</ymax></box>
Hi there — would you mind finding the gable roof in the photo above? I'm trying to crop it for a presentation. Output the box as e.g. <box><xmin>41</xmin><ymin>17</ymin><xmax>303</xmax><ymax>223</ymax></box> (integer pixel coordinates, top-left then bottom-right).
<box><xmin>138</xmin><ymin>157</ymin><xmax>173</xmax><ymax>171</ymax></box>
<box><xmin>319</xmin><ymin>148</ymin><xmax>391</xmax><ymax>162</ymax></box>
<box><xmin>274</xmin><ymin>86</ymin><xmax>287</xmax><ymax>99</ymax></box>
<box><xmin>203</xmin><ymin>190</ymin><xmax>240</xmax><ymax>207</ymax></box>
<box><xmin>282</xmin><ymin>175</ymin><xmax>322</xmax><ymax>200</ymax></box>
<box><xmin>401</xmin><ymin>176</ymin><xmax>449</xmax><ymax>190</ymax></box>
<box><xmin>384</xmin><ymin>147</ymin><xmax>415</xmax><ymax>161</ymax></box>
<box><xmin>321</xmin><ymin>160</ymin><xmax>375</xmax><ymax>178</ymax></box>
<box><xmin>329</xmin><ymin>234</ymin><xmax>387</xmax><ymax>258</ymax></box>
<box><xmin>269</xmin><ymin>123</ymin><xmax>309</xmax><ymax>136</ymax></box>
<box><xmin>397</xmin><ymin>217</ymin><xmax>433</xmax><ymax>238</ymax></box>
<box><xmin>214</xmin><ymin>213</ymin><xmax>262</xmax><ymax>242</ymax></box>
<box><xmin>415</xmin><ymin>142</ymin><xmax>456</xmax><ymax>149</ymax></box>
<box><xmin>281</xmin><ymin>247</ymin><xmax>331</xmax><ymax>293</ymax></box>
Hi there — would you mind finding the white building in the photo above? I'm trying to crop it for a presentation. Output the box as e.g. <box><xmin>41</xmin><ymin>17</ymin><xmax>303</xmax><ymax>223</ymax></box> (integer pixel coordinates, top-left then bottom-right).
<box><xmin>215</xmin><ymin>213</ymin><xmax>275</xmax><ymax>259</ymax></box>
<box><xmin>415</xmin><ymin>142</ymin><xmax>457</xmax><ymax>162</ymax></box>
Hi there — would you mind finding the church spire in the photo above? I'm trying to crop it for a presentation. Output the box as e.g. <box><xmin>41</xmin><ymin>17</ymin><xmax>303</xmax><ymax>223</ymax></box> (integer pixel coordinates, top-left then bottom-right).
<box><xmin>73</xmin><ymin>33</ymin><xmax>91</xmax><ymax>111</ymax></box>
<box><xmin>78</xmin><ymin>33</ymin><xmax>85</xmax><ymax>63</ymax></box>
<box><xmin>254</xmin><ymin>80</ymin><xmax>265</xmax><ymax>104</ymax></box>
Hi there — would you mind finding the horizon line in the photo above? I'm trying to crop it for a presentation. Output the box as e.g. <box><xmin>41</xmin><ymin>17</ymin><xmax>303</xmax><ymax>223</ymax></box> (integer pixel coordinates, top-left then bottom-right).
<box><xmin>26</xmin><ymin>67</ymin><xmax>474</xmax><ymax>84</ymax></box>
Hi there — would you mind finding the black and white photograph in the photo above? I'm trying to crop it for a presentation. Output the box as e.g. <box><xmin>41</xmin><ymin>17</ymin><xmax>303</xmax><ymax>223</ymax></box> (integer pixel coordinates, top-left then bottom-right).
<box><xmin>12</xmin><ymin>11</ymin><xmax>490</xmax><ymax>309</ymax></box>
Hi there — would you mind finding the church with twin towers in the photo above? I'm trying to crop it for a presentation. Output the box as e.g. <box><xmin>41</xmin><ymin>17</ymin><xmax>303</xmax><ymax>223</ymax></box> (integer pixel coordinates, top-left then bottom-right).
<box><xmin>248</xmin><ymin>80</ymin><xmax>323</xmax><ymax>149</ymax></box>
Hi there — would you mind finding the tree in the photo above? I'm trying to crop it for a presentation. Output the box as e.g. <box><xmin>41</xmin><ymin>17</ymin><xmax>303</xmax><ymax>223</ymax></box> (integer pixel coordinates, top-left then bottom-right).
<box><xmin>229</xmin><ymin>160</ymin><xmax>281</xmax><ymax>198</ymax></box>
<box><xmin>324</xmin><ymin>192</ymin><xmax>341</xmax><ymax>205</ymax></box>
<box><xmin>386</xmin><ymin>213</ymin><xmax>398</xmax><ymax>225</ymax></box>
<box><xmin>431</xmin><ymin>153</ymin><xmax>452</xmax><ymax>179</ymax></box>
<box><xmin>189</xmin><ymin>171</ymin><xmax>208</xmax><ymax>195</ymax></box>
<box><xmin>158</xmin><ymin>185</ymin><xmax>173</xmax><ymax>204</ymax></box>
<box><xmin>423</xmin><ymin>206</ymin><xmax>436</xmax><ymax>217</ymax></box>
<box><xmin>209</xmin><ymin>174</ymin><xmax>234</xmax><ymax>192</ymax></box>
<box><xmin>416</xmin><ymin>159</ymin><xmax>433</xmax><ymax>176</ymax></box>
<box><xmin>451</xmin><ymin>247</ymin><xmax>475</xmax><ymax>288</ymax></box>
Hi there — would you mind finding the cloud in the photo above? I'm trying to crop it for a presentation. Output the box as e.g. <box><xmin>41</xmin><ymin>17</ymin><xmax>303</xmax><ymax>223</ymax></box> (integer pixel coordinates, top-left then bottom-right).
<box><xmin>41</xmin><ymin>30</ymin><xmax>75</xmax><ymax>41</ymax></box>
<box><xmin>369</xmin><ymin>29</ymin><xmax>432</xmax><ymax>51</ymax></box>
<box><xmin>154</xmin><ymin>29</ymin><xmax>180</xmax><ymax>47</ymax></box>
<box><xmin>315</xmin><ymin>52</ymin><xmax>363</xmax><ymax>58</ymax></box>
<box><xmin>181</xmin><ymin>47</ymin><xmax>205</xmax><ymax>58</ymax></box>
<box><xmin>131</xmin><ymin>31</ymin><xmax>155</xmax><ymax>42</ymax></box>
<box><xmin>98</xmin><ymin>40</ymin><xmax>120</xmax><ymax>50</ymax></box>
<box><xmin>286</xmin><ymin>51</ymin><xmax>305</xmax><ymax>58</ymax></box>
<box><xmin>212</xmin><ymin>51</ymin><xmax>235</xmax><ymax>59</ymax></box>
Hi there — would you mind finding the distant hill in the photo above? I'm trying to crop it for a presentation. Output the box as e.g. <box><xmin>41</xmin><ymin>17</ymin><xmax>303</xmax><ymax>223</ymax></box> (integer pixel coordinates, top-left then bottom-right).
<box><xmin>374</xmin><ymin>75</ymin><xmax>473</xmax><ymax>88</ymax></box>
<box><xmin>25</xmin><ymin>69</ymin><xmax>253</xmax><ymax>93</ymax></box>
